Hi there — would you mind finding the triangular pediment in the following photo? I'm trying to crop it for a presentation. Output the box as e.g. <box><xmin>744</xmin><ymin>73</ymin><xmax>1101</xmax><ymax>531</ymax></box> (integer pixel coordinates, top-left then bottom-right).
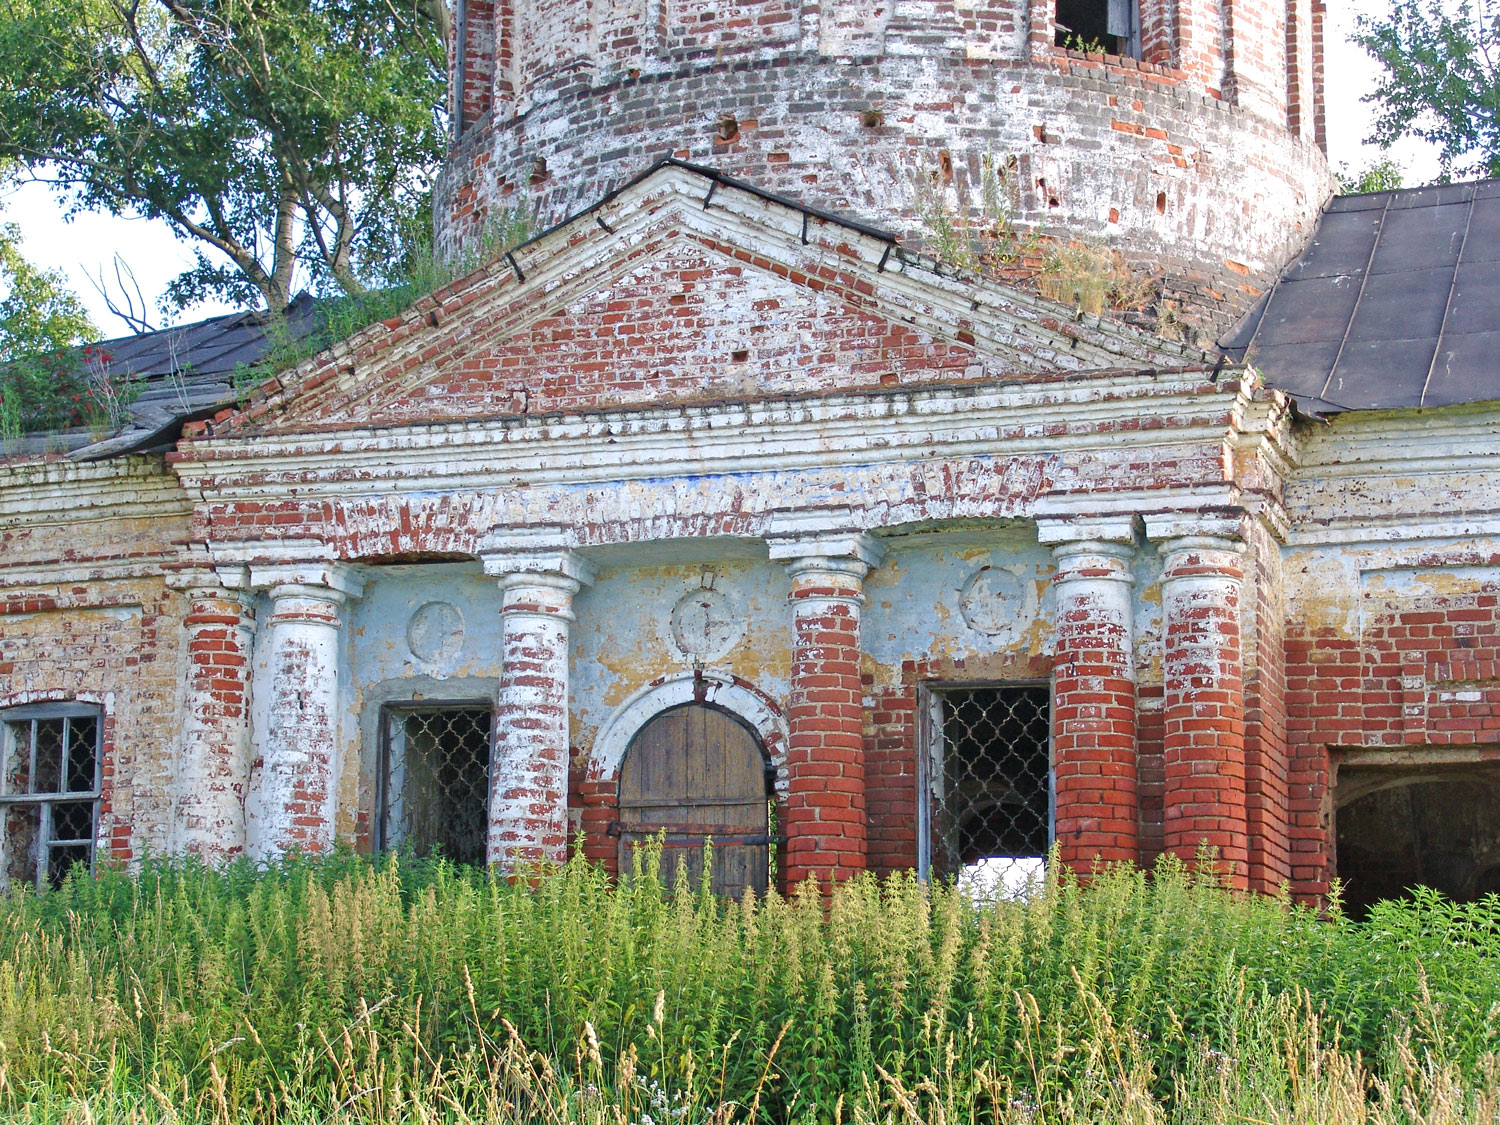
<box><xmin>219</xmin><ymin>161</ymin><xmax>1206</xmax><ymax>437</ymax></box>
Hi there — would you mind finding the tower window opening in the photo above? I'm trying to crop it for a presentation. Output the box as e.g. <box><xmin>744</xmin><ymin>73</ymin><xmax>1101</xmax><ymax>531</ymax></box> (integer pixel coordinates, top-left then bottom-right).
<box><xmin>1055</xmin><ymin>0</ymin><xmax>1140</xmax><ymax>59</ymax></box>
<box><xmin>379</xmin><ymin>704</ymin><xmax>492</xmax><ymax>866</ymax></box>
<box><xmin>920</xmin><ymin>685</ymin><xmax>1052</xmax><ymax>901</ymax></box>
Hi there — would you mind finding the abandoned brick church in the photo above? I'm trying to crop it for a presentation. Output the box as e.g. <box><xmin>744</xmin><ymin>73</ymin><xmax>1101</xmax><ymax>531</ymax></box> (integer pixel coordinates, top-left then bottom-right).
<box><xmin>3</xmin><ymin>0</ymin><xmax>1499</xmax><ymax>911</ymax></box>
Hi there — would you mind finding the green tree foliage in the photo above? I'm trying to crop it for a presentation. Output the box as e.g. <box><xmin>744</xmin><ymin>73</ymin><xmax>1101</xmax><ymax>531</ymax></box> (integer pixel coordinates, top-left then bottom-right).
<box><xmin>0</xmin><ymin>222</ymin><xmax>102</xmax><ymax>437</ymax></box>
<box><xmin>1356</xmin><ymin>0</ymin><xmax>1500</xmax><ymax>180</ymax></box>
<box><xmin>0</xmin><ymin>0</ymin><xmax>449</xmax><ymax>314</ymax></box>
<box><xmin>1336</xmin><ymin>156</ymin><xmax>1406</xmax><ymax>194</ymax></box>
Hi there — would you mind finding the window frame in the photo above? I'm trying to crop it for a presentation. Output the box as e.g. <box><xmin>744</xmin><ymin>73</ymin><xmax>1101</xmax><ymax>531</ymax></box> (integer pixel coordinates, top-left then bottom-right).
<box><xmin>0</xmin><ymin>702</ymin><xmax>104</xmax><ymax>891</ymax></box>
<box><xmin>915</xmin><ymin>680</ymin><xmax>1055</xmax><ymax>881</ymax></box>
<box><xmin>375</xmin><ymin>699</ymin><xmax>495</xmax><ymax>861</ymax></box>
<box><xmin>1054</xmin><ymin>0</ymin><xmax>1142</xmax><ymax>61</ymax></box>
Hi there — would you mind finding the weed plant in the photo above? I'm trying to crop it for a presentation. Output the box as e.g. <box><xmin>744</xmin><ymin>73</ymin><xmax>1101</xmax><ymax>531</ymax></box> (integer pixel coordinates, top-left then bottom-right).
<box><xmin>0</xmin><ymin>850</ymin><xmax>1496</xmax><ymax>1123</ymax></box>
<box><xmin>233</xmin><ymin>206</ymin><xmax>538</xmax><ymax>394</ymax></box>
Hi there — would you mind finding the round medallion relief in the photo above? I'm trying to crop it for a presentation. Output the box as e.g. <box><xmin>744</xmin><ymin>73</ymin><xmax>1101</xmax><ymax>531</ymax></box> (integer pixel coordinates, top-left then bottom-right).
<box><xmin>407</xmin><ymin>601</ymin><xmax>465</xmax><ymax>667</ymax></box>
<box><xmin>669</xmin><ymin>588</ymin><xmax>742</xmax><ymax>661</ymax></box>
<box><xmin>959</xmin><ymin>565</ymin><xmax>1040</xmax><ymax>644</ymax></box>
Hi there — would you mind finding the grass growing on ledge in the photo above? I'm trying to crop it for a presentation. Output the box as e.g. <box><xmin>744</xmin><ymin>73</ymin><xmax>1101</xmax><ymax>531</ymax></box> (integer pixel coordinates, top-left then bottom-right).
<box><xmin>0</xmin><ymin>850</ymin><xmax>1496</xmax><ymax>1123</ymax></box>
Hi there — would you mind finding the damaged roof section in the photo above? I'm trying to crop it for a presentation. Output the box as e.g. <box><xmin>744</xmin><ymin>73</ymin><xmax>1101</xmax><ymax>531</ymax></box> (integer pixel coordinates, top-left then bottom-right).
<box><xmin>59</xmin><ymin>294</ymin><xmax>322</xmax><ymax>460</ymax></box>
<box><xmin>1222</xmin><ymin>179</ymin><xmax>1500</xmax><ymax>414</ymax></box>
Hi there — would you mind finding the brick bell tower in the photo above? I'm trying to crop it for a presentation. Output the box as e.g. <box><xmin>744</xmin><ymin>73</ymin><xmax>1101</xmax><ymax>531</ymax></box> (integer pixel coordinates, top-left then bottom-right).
<box><xmin>435</xmin><ymin>0</ymin><xmax>1333</xmax><ymax>337</ymax></box>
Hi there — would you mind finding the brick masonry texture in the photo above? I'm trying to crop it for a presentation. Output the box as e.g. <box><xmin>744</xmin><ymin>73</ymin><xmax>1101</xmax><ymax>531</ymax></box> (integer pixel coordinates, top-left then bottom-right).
<box><xmin>0</xmin><ymin>25</ymin><xmax>1493</xmax><ymax>906</ymax></box>
<box><xmin>437</xmin><ymin>0</ymin><xmax>1333</xmax><ymax>337</ymax></box>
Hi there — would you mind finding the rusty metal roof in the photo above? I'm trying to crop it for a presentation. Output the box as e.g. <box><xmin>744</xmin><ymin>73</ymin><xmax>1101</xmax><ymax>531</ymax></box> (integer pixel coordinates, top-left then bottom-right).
<box><xmin>1220</xmin><ymin>178</ymin><xmax>1500</xmax><ymax>414</ymax></box>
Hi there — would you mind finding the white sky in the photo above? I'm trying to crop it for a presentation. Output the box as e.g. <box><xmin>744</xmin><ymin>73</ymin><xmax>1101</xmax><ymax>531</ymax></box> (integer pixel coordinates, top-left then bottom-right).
<box><xmin>0</xmin><ymin>3</ymin><xmax>1448</xmax><ymax>337</ymax></box>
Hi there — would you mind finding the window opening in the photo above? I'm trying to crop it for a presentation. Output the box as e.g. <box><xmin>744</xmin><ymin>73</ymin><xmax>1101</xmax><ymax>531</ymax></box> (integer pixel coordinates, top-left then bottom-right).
<box><xmin>0</xmin><ymin>704</ymin><xmax>102</xmax><ymax>891</ymax></box>
<box><xmin>920</xmin><ymin>685</ymin><xmax>1052</xmax><ymax>900</ymax></box>
<box><xmin>1335</xmin><ymin>762</ymin><xmax>1500</xmax><ymax>918</ymax></box>
<box><xmin>379</xmin><ymin>704</ymin><xmax>492</xmax><ymax>866</ymax></box>
<box><xmin>1055</xmin><ymin>0</ymin><xmax>1140</xmax><ymax>58</ymax></box>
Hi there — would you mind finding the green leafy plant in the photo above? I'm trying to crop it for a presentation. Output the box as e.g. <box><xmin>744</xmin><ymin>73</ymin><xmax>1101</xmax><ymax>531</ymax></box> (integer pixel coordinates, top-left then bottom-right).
<box><xmin>0</xmin><ymin>850</ymin><xmax>1496</xmax><ymax>1122</ymax></box>
<box><xmin>910</xmin><ymin>151</ymin><xmax>1036</xmax><ymax>277</ymax></box>
<box><xmin>0</xmin><ymin>0</ymin><xmax>449</xmax><ymax>312</ymax></box>
<box><xmin>1356</xmin><ymin>0</ymin><xmax>1500</xmax><ymax>180</ymax></box>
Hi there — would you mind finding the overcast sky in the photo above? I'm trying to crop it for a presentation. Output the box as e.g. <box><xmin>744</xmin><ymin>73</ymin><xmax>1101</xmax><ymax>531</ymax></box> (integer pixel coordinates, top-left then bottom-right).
<box><xmin>0</xmin><ymin>3</ymin><xmax>1447</xmax><ymax>337</ymax></box>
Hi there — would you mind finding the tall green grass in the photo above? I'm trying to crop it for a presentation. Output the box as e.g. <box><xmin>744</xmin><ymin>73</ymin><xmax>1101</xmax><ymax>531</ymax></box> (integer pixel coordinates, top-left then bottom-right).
<box><xmin>0</xmin><ymin>850</ymin><xmax>1495</xmax><ymax>1123</ymax></box>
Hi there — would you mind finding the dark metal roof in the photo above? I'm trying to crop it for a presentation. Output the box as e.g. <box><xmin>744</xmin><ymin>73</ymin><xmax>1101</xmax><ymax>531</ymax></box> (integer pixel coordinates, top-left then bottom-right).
<box><xmin>66</xmin><ymin>293</ymin><xmax>322</xmax><ymax>460</ymax></box>
<box><xmin>1221</xmin><ymin>178</ymin><xmax>1500</xmax><ymax>414</ymax></box>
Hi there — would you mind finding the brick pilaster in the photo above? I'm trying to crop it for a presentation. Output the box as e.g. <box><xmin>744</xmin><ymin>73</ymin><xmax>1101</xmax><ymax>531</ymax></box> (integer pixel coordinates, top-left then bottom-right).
<box><xmin>246</xmin><ymin>564</ymin><xmax>363</xmax><ymax>860</ymax></box>
<box><xmin>482</xmin><ymin>534</ymin><xmax>594</xmax><ymax>871</ymax></box>
<box><xmin>170</xmin><ymin>569</ymin><xmax>257</xmax><ymax>862</ymax></box>
<box><xmin>768</xmin><ymin>527</ymin><xmax>884</xmax><ymax>888</ymax></box>
<box><xmin>1041</xmin><ymin>530</ymin><xmax>1140</xmax><ymax>869</ymax></box>
<box><xmin>1155</xmin><ymin>532</ymin><xmax>1249</xmax><ymax>886</ymax></box>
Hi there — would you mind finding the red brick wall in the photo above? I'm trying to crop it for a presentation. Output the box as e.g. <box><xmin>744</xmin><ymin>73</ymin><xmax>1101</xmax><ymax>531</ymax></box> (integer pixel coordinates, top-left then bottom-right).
<box><xmin>1285</xmin><ymin>570</ymin><xmax>1500</xmax><ymax>901</ymax></box>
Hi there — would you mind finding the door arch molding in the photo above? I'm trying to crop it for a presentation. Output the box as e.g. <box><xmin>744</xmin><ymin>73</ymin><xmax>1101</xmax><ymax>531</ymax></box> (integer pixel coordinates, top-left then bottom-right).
<box><xmin>588</xmin><ymin>671</ymin><xmax>788</xmax><ymax>794</ymax></box>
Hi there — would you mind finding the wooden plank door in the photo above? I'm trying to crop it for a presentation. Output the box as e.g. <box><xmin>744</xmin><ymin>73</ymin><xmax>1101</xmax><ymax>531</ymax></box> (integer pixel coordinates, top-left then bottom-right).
<box><xmin>617</xmin><ymin>704</ymin><xmax>771</xmax><ymax>899</ymax></box>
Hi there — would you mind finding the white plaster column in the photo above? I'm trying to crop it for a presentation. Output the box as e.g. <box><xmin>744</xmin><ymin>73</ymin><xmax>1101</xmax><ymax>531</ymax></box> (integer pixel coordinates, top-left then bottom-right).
<box><xmin>1037</xmin><ymin>517</ymin><xmax>1141</xmax><ymax>868</ymax></box>
<box><xmin>245</xmin><ymin>564</ymin><xmax>363</xmax><ymax>860</ymax></box>
<box><xmin>168</xmin><ymin>567</ymin><xmax>257</xmax><ymax>862</ymax></box>
<box><xmin>481</xmin><ymin>533</ymin><xmax>595</xmax><ymax>871</ymax></box>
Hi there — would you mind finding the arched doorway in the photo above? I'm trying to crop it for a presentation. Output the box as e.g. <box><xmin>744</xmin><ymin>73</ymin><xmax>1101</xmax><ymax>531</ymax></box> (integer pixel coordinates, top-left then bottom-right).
<box><xmin>616</xmin><ymin>703</ymin><xmax>773</xmax><ymax>899</ymax></box>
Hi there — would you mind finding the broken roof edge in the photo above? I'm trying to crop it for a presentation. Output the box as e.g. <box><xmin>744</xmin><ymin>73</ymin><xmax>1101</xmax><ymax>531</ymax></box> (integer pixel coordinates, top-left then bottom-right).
<box><xmin>36</xmin><ymin>157</ymin><xmax>1218</xmax><ymax>462</ymax></box>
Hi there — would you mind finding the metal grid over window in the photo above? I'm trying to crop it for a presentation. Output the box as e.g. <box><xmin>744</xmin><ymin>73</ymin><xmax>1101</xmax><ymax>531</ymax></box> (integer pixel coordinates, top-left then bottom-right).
<box><xmin>0</xmin><ymin>704</ymin><xmax>103</xmax><ymax>891</ymax></box>
<box><xmin>378</xmin><ymin>704</ymin><xmax>492</xmax><ymax>866</ymax></box>
<box><xmin>920</xmin><ymin>685</ymin><xmax>1052</xmax><ymax>898</ymax></box>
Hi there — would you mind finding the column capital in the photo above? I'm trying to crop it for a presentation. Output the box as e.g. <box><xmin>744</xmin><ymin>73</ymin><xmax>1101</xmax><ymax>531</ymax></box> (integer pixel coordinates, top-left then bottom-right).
<box><xmin>479</xmin><ymin>526</ymin><xmax>597</xmax><ymax>589</ymax></box>
<box><xmin>1035</xmin><ymin>514</ymin><xmax>1141</xmax><ymax>548</ymax></box>
<box><xmin>765</xmin><ymin>514</ymin><xmax>885</xmax><ymax>576</ymax></box>
<box><xmin>249</xmin><ymin>562</ymin><xmax>365</xmax><ymax>603</ymax></box>
<box><xmin>1143</xmin><ymin>511</ymin><xmax>1248</xmax><ymax>549</ymax></box>
<box><xmin>165</xmin><ymin>563</ymin><xmax>252</xmax><ymax>595</ymax></box>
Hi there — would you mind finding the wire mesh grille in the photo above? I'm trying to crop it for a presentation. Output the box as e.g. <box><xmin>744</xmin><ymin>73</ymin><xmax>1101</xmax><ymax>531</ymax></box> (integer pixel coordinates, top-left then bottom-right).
<box><xmin>928</xmin><ymin>686</ymin><xmax>1051</xmax><ymax>898</ymax></box>
<box><xmin>381</xmin><ymin>707</ymin><xmax>491</xmax><ymax>866</ymax></box>
<box><xmin>0</xmin><ymin>713</ymin><xmax>101</xmax><ymax>890</ymax></box>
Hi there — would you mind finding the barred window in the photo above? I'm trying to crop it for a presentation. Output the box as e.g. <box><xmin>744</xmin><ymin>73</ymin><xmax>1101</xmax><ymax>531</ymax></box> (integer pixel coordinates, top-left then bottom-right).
<box><xmin>378</xmin><ymin>704</ymin><xmax>492</xmax><ymax>866</ymax></box>
<box><xmin>0</xmin><ymin>704</ymin><xmax>103</xmax><ymax>891</ymax></box>
<box><xmin>920</xmin><ymin>685</ymin><xmax>1052</xmax><ymax>899</ymax></box>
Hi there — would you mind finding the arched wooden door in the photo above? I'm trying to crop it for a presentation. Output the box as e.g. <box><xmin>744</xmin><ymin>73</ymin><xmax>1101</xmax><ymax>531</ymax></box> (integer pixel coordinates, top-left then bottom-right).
<box><xmin>616</xmin><ymin>703</ymin><xmax>773</xmax><ymax>899</ymax></box>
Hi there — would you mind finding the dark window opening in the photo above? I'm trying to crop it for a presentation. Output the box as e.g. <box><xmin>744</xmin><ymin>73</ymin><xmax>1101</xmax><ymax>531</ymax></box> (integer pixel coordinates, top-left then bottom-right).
<box><xmin>922</xmin><ymin>685</ymin><xmax>1052</xmax><ymax>898</ymax></box>
<box><xmin>1055</xmin><ymin>0</ymin><xmax>1140</xmax><ymax>58</ymax></box>
<box><xmin>1335</xmin><ymin>763</ymin><xmax>1500</xmax><ymax>918</ymax></box>
<box><xmin>379</xmin><ymin>705</ymin><xmax>492</xmax><ymax>866</ymax></box>
<box><xmin>0</xmin><ymin>705</ymin><xmax>102</xmax><ymax>891</ymax></box>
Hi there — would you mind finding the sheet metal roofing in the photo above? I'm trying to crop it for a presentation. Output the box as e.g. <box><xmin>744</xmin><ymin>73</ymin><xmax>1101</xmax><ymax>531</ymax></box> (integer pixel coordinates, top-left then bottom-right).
<box><xmin>1221</xmin><ymin>178</ymin><xmax>1500</xmax><ymax>414</ymax></box>
<box><xmin>63</xmin><ymin>293</ymin><xmax>322</xmax><ymax>460</ymax></box>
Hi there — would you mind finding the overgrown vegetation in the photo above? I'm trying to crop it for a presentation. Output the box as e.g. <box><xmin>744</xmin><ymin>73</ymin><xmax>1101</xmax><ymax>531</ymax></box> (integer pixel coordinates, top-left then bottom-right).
<box><xmin>0</xmin><ymin>0</ymin><xmax>450</xmax><ymax>312</ymax></box>
<box><xmin>0</xmin><ymin>222</ymin><xmax>112</xmax><ymax>445</ymax></box>
<box><xmin>0</xmin><ymin>849</ymin><xmax>1496</xmax><ymax>1123</ymax></box>
<box><xmin>235</xmin><ymin>206</ymin><xmax>538</xmax><ymax>392</ymax></box>
<box><xmin>908</xmin><ymin>153</ymin><xmax>1166</xmax><ymax>335</ymax></box>
<box><xmin>1356</xmin><ymin>0</ymin><xmax>1500</xmax><ymax>181</ymax></box>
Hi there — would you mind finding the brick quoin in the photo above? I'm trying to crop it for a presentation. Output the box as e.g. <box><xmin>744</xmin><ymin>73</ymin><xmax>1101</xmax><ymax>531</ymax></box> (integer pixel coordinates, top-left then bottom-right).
<box><xmin>1158</xmin><ymin>534</ymin><xmax>1249</xmax><ymax>887</ymax></box>
<box><xmin>173</xmin><ymin>578</ymin><xmax>256</xmax><ymax>861</ymax></box>
<box><xmin>1047</xmin><ymin>538</ymin><xmax>1140</xmax><ymax>868</ymax></box>
<box><xmin>777</xmin><ymin>539</ymin><xmax>882</xmax><ymax>888</ymax></box>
